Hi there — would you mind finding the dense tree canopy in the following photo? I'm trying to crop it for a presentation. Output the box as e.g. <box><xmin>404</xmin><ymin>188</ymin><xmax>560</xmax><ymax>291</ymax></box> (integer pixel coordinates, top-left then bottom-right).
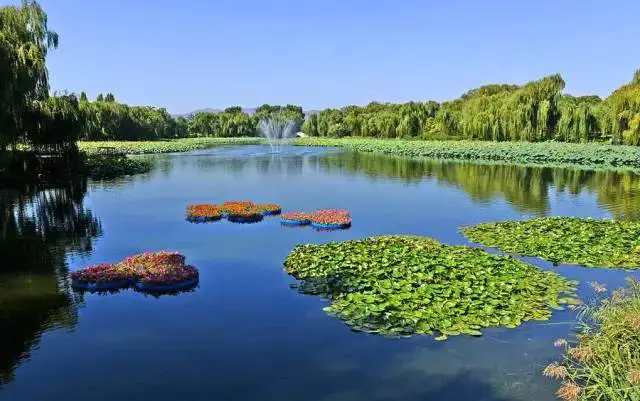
<box><xmin>303</xmin><ymin>71</ymin><xmax>640</xmax><ymax>146</ymax></box>
<box><xmin>0</xmin><ymin>0</ymin><xmax>59</xmax><ymax>150</ymax></box>
<box><xmin>1</xmin><ymin>1</ymin><xmax>640</xmax><ymax>147</ymax></box>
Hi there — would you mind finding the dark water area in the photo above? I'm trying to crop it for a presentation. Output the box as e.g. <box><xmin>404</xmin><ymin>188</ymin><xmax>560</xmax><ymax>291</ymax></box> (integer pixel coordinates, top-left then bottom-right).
<box><xmin>1</xmin><ymin>145</ymin><xmax>639</xmax><ymax>401</ymax></box>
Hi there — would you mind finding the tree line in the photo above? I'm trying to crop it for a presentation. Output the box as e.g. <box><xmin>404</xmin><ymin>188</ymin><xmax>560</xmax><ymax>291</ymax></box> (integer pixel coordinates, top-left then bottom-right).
<box><xmin>1</xmin><ymin>1</ymin><xmax>639</xmax><ymax>150</ymax></box>
<box><xmin>303</xmin><ymin>71</ymin><xmax>640</xmax><ymax>146</ymax></box>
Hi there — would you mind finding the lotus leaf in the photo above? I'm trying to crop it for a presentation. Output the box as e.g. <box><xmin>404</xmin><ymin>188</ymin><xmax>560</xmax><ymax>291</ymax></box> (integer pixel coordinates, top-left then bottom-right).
<box><xmin>284</xmin><ymin>235</ymin><xmax>577</xmax><ymax>338</ymax></box>
<box><xmin>461</xmin><ymin>217</ymin><xmax>640</xmax><ymax>268</ymax></box>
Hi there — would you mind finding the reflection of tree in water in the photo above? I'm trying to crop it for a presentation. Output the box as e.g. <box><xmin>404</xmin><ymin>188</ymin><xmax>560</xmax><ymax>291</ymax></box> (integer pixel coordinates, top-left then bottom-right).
<box><xmin>0</xmin><ymin>177</ymin><xmax>102</xmax><ymax>385</ymax></box>
<box><xmin>319</xmin><ymin>152</ymin><xmax>640</xmax><ymax>219</ymax></box>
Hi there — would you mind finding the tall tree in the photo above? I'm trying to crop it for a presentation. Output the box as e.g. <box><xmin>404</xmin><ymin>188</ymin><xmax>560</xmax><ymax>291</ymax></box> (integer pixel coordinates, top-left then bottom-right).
<box><xmin>0</xmin><ymin>0</ymin><xmax>58</xmax><ymax>150</ymax></box>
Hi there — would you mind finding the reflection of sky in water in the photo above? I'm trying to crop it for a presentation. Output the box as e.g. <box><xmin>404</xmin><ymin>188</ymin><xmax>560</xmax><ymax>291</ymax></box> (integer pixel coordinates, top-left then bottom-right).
<box><xmin>1</xmin><ymin>145</ymin><xmax>639</xmax><ymax>401</ymax></box>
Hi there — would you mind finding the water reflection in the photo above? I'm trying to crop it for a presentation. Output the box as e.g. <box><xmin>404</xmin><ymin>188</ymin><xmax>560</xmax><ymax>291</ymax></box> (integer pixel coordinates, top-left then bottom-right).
<box><xmin>0</xmin><ymin>177</ymin><xmax>102</xmax><ymax>384</ymax></box>
<box><xmin>318</xmin><ymin>151</ymin><xmax>640</xmax><ymax>219</ymax></box>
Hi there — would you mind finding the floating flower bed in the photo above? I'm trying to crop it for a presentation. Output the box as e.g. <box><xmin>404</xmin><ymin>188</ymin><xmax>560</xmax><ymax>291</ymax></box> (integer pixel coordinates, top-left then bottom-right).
<box><xmin>222</xmin><ymin>200</ymin><xmax>254</xmax><ymax>209</ymax></box>
<box><xmin>185</xmin><ymin>204</ymin><xmax>223</xmax><ymax>222</ymax></box>
<box><xmin>281</xmin><ymin>212</ymin><xmax>312</xmax><ymax>226</ymax></box>
<box><xmin>122</xmin><ymin>251</ymin><xmax>186</xmax><ymax>271</ymax></box>
<box><xmin>254</xmin><ymin>203</ymin><xmax>282</xmax><ymax>216</ymax></box>
<box><xmin>72</xmin><ymin>251</ymin><xmax>199</xmax><ymax>295</ymax></box>
<box><xmin>226</xmin><ymin>206</ymin><xmax>264</xmax><ymax>223</ymax></box>
<box><xmin>135</xmin><ymin>265</ymin><xmax>199</xmax><ymax>292</ymax></box>
<box><xmin>284</xmin><ymin>235</ymin><xmax>578</xmax><ymax>338</ymax></box>
<box><xmin>310</xmin><ymin>209</ymin><xmax>352</xmax><ymax>229</ymax></box>
<box><xmin>71</xmin><ymin>263</ymin><xmax>135</xmax><ymax>291</ymax></box>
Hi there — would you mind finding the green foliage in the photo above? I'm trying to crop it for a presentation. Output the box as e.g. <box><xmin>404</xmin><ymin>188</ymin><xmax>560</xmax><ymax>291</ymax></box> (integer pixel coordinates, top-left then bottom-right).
<box><xmin>545</xmin><ymin>277</ymin><xmax>640</xmax><ymax>400</ymax></box>
<box><xmin>81</xmin><ymin>154</ymin><xmax>151</xmax><ymax>180</ymax></box>
<box><xmin>601</xmin><ymin>70</ymin><xmax>640</xmax><ymax>145</ymax></box>
<box><xmin>0</xmin><ymin>0</ymin><xmax>58</xmax><ymax>149</ymax></box>
<box><xmin>78</xmin><ymin>137</ymin><xmax>263</xmax><ymax>155</ymax></box>
<box><xmin>461</xmin><ymin>217</ymin><xmax>640</xmax><ymax>268</ymax></box>
<box><xmin>185</xmin><ymin>104</ymin><xmax>304</xmax><ymax>138</ymax></box>
<box><xmin>80</xmin><ymin>98</ymin><xmax>182</xmax><ymax>140</ymax></box>
<box><xmin>296</xmin><ymin>137</ymin><xmax>640</xmax><ymax>171</ymax></box>
<box><xmin>303</xmin><ymin>102</ymin><xmax>440</xmax><ymax>139</ymax></box>
<box><xmin>284</xmin><ymin>235</ymin><xmax>577</xmax><ymax>338</ymax></box>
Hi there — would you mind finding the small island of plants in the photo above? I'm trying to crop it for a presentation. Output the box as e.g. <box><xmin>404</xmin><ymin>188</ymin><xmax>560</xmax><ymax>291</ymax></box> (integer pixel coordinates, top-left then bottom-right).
<box><xmin>71</xmin><ymin>251</ymin><xmax>199</xmax><ymax>294</ymax></box>
<box><xmin>461</xmin><ymin>217</ymin><xmax>640</xmax><ymax>268</ymax></box>
<box><xmin>280</xmin><ymin>209</ymin><xmax>351</xmax><ymax>230</ymax></box>
<box><xmin>185</xmin><ymin>200</ymin><xmax>282</xmax><ymax>224</ymax></box>
<box><xmin>284</xmin><ymin>235</ymin><xmax>578</xmax><ymax>338</ymax></box>
<box><xmin>281</xmin><ymin>212</ymin><xmax>312</xmax><ymax>226</ymax></box>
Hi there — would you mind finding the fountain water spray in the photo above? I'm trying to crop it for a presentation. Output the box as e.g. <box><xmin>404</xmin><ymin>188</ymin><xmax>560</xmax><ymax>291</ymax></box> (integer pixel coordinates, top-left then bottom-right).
<box><xmin>257</xmin><ymin>115</ymin><xmax>297</xmax><ymax>153</ymax></box>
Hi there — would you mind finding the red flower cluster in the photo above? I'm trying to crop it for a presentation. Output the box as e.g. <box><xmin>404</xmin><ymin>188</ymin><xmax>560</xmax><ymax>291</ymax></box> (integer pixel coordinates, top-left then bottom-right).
<box><xmin>123</xmin><ymin>251</ymin><xmax>186</xmax><ymax>271</ymax></box>
<box><xmin>254</xmin><ymin>203</ymin><xmax>282</xmax><ymax>214</ymax></box>
<box><xmin>138</xmin><ymin>265</ymin><xmax>199</xmax><ymax>285</ymax></box>
<box><xmin>222</xmin><ymin>200</ymin><xmax>255</xmax><ymax>210</ymax></box>
<box><xmin>185</xmin><ymin>204</ymin><xmax>222</xmax><ymax>219</ymax></box>
<box><xmin>311</xmin><ymin>209</ymin><xmax>352</xmax><ymax>225</ymax></box>
<box><xmin>70</xmin><ymin>263</ymin><xmax>135</xmax><ymax>283</ymax></box>
<box><xmin>72</xmin><ymin>251</ymin><xmax>197</xmax><ymax>286</ymax></box>
<box><xmin>281</xmin><ymin>212</ymin><xmax>312</xmax><ymax>222</ymax></box>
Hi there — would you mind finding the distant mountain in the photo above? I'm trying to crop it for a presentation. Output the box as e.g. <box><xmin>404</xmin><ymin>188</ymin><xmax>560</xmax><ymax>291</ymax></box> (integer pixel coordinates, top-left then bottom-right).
<box><xmin>173</xmin><ymin>107</ymin><xmax>319</xmax><ymax>118</ymax></box>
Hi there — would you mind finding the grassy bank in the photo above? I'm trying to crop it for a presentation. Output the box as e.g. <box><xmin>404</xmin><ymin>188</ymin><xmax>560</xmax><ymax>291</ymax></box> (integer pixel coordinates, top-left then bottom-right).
<box><xmin>295</xmin><ymin>137</ymin><xmax>640</xmax><ymax>171</ymax></box>
<box><xmin>544</xmin><ymin>277</ymin><xmax>640</xmax><ymax>401</ymax></box>
<box><xmin>78</xmin><ymin>137</ymin><xmax>264</xmax><ymax>155</ymax></box>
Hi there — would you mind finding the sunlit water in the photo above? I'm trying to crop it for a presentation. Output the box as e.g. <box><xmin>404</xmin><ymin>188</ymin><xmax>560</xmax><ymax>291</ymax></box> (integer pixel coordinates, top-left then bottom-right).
<box><xmin>1</xmin><ymin>145</ymin><xmax>639</xmax><ymax>401</ymax></box>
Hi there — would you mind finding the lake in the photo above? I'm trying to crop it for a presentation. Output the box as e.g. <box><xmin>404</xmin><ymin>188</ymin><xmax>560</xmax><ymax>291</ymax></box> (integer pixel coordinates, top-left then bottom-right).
<box><xmin>1</xmin><ymin>145</ymin><xmax>638</xmax><ymax>401</ymax></box>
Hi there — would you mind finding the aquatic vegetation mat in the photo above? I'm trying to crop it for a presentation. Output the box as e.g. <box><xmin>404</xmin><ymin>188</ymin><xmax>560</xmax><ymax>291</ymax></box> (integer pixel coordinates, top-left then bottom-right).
<box><xmin>310</xmin><ymin>209</ymin><xmax>352</xmax><ymax>229</ymax></box>
<box><xmin>185</xmin><ymin>204</ymin><xmax>223</xmax><ymax>222</ymax></box>
<box><xmin>284</xmin><ymin>236</ymin><xmax>577</xmax><ymax>338</ymax></box>
<box><xmin>71</xmin><ymin>251</ymin><xmax>198</xmax><ymax>295</ymax></box>
<box><xmin>79</xmin><ymin>137</ymin><xmax>263</xmax><ymax>155</ymax></box>
<box><xmin>281</xmin><ymin>209</ymin><xmax>352</xmax><ymax>230</ymax></box>
<box><xmin>461</xmin><ymin>217</ymin><xmax>640</xmax><ymax>269</ymax></box>
<box><xmin>281</xmin><ymin>212</ymin><xmax>312</xmax><ymax>225</ymax></box>
<box><xmin>544</xmin><ymin>277</ymin><xmax>640</xmax><ymax>401</ymax></box>
<box><xmin>185</xmin><ymin>201</ymin><xmax>281</xmax><ymax>224</ymax></box>
<box><xmin>254</xmin><ymin>203</ymin><xmax>282</xmax><ymax>215</ymax></box>
<box><xmin>295</xmin><ymin>137</ymin><xmax>640</xmax><ymax>171</ymax></box>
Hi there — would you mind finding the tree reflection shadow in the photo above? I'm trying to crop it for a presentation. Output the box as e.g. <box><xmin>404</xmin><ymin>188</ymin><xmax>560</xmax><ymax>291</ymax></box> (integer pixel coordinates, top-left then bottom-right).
<box><xmin>319</xmin><ymin>151</ymin><xmax>640</xmax><ymax>219</ymax></box>
<box><xmin>0</xmin><ymin>176</ymin><xmax>102</xmax><ymax>385</ymax></box>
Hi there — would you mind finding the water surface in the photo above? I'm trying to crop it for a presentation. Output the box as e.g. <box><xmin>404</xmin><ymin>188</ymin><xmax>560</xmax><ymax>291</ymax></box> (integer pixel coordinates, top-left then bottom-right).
<box><xmin>1</xmin><ymin>145</ymin><xmax>639</xmax><ymax>401</ymax></box>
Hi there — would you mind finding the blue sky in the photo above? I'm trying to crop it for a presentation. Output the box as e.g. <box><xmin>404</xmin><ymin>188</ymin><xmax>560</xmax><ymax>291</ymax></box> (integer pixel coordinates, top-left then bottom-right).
<box><xmin>6</xmin><ymin>0</ymin><xmax>640</xmax><ymax>114</ymax></box>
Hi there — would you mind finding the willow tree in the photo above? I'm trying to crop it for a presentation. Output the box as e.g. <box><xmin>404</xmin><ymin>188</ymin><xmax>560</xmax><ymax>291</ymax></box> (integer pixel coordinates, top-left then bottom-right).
<box><xmin>602</xmin><ymin>69</ymin><xmax>640</xmax><ymax>145</ymax></box>
<box><xmin>0</xmin><ymin>0</ymin><xmax>58</xmax><ymax>150</ymax></box>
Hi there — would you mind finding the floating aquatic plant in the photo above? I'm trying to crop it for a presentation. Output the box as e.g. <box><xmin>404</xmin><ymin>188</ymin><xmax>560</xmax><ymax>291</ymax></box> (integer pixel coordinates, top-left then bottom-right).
<box><xmin>284</xmin><ymin>235</ymin><xmax>577</xmax><ymax>338</ymax></box>
<box><xmin>137</xmin><ymin>265</ymin><xmax>199</xmax><ymax>285</ymax></box>
<box><xmin>226</xmin><ymin>206</ymin><xmax>263</xmax><ymax>223</ymax></box>
<box><xmin>281</xmin><ymin>212</ymin><xmax>312</xmax><ymax>225</ymax></box>
<box><xmin>222</xmin><ymin>200</ymin><xmax>255</xmax><ymax>209</ymax></box>
<box><xmin>295</xmin><ymin>137</ymin><xmax>640</xmax><ymax>172</ymax></box>
<box><xmin>71</xmin><ymin>263</ymin><xmax>134</xmax><ymax>284</ymax></box>
<box><xmin>122</xmin><ymin>251</ymin><xmax>186</xmax><ymax>271</ymax></box>
<box><xmin>254</xmin><ymin>203</ymin><xmax>282</xmax><ymax>216</ymax></box>
<box><xmin>185</xmin><ymin>204</ymin><xmax>223</xmax><ymax>222</ymax></box>
<box><xmin>72</xmin><ymin>251</ymin><xmax>199</xmax><ymax>295</ymax></box>
<box><xmin>461</xmin><ymin>217</ymin><xmax>640</xmax><ymax>268</ymax></box>
<box><xmin>310</xmin><ymin>209</ymin><xmax>352</xmax><ymax>229</ymax></box>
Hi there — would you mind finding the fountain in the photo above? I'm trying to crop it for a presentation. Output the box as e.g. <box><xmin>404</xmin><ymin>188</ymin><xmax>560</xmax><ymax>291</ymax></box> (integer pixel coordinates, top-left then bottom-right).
<box><xmin>257</xmin><ymin>114</ymin><xmax>297</xmax><ymax>153</ymax></box>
